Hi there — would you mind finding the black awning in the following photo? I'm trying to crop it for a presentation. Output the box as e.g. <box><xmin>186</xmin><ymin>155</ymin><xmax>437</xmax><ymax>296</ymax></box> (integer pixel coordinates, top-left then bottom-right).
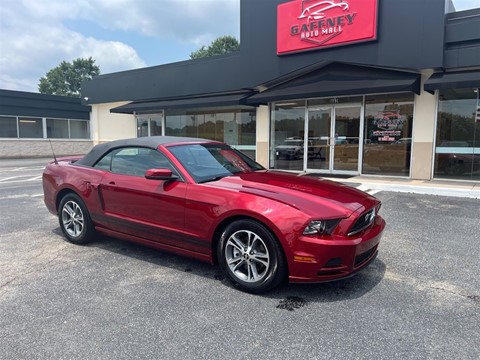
<box><xmin>247</xmin><ymin>63</ymin><xmax>421</xmax><ymax>105</ymax></box>
<box><xmin>111</xmin><ymin>92</ymin><xmax>255</xmax><ymax>114</ymax></box>
<box><xmin>424</xmin><ymin>70</ymin><xmax>480</xmax><ymax>94</ymax></box>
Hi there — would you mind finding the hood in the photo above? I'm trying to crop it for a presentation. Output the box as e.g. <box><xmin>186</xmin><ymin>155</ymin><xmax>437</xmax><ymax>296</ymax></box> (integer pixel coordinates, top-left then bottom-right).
<box><xmin>205</xmin><ymin>170</ymin><xmax>378</xmax><ymax>218</ymax></box>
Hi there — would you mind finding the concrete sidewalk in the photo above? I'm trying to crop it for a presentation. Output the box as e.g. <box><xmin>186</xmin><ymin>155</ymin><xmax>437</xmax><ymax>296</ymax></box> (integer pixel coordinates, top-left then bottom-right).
<box><xmin>326</xmin><ymin>175</ymin><xmax>480</xmax><ymax>199</ymax></box>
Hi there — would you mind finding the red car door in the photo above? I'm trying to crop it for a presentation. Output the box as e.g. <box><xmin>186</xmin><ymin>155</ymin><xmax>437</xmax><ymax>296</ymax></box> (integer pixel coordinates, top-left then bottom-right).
<box><xmin>99</xmin><ymin>171</ymin><xmax>187</xmax><ymax>248</ymax></box>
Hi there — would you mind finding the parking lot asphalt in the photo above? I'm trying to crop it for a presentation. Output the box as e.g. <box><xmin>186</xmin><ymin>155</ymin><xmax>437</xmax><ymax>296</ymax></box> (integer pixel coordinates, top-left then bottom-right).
<box><xmin>0</xmin><ymin>161</ymin><xmax>479</xmax><ymax>359</ymax></box>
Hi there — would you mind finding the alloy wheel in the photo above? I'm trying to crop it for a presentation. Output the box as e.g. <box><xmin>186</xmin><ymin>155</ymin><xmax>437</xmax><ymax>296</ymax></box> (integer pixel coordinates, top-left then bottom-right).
<box><xmin>61</xmin><ymin>200</ymin><xmax>85</xmax><ymax>238</ymax></box>
<box><xmin>225</xmin><ymin>230</ymin><xmax>270</xmax><ymax>283</ymax></box>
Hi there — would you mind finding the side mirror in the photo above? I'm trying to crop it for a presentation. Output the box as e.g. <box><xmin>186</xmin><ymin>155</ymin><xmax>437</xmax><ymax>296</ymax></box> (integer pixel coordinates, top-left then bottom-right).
<box><xmin>145</xmin><ymin>168</ymin><xmax>178</xmax><ymax>181</ymax></box>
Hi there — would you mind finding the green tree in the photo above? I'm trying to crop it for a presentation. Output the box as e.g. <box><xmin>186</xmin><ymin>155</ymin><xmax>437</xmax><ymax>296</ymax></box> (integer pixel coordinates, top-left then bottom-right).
<box><xmin>190</xmin><ymin>35</ymin><xmax>240</xmax><ymax>59</ymax></box>
<box><xmin>38</xmin><ymin>57</ymin><xmax>100</xmax><ymax>97</ymax></box>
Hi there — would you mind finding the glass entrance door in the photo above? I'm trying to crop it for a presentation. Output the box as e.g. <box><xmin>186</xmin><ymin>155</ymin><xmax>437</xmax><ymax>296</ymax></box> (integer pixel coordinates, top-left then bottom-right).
<box><xmin>333</xmin><ymin>106</ymin><xmax>361</xmax><ymax>172</ymax></box>
<box><xmin>307</xmin><ymin>107</ymin><xmax>332</xmax><ymax>171</ymax></box>
<box><xmin>306</xmin><ymin>104</ymin><xmax>362</xmax><ymax>174</ymax></box>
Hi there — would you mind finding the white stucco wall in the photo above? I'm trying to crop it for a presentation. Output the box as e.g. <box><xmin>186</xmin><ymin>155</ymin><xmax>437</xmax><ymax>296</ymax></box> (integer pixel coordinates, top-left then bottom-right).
<box><xmin>411</xmin><ymin>70</ymin><xmax>437</xmax><ymax>180</ymax></box>
<box><xmin>90</xmin><ymin>102</ymin><xmax>136</xmax><ymax>144</ymax></box>
<box><xmin>255</xmin><ymin>105</ymin><xmax>270</xmax><ymax>167</ymax></box>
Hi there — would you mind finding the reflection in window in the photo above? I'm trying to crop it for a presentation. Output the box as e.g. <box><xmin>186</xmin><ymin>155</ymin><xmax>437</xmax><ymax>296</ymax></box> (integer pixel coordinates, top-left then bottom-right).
<box><xmin>18</xmin><ymin>118</ymin><xmax>43</xmax><ymax>138</ymax></box>
<box><xmin>362</xmin><ymin>94</ymin><xmax>414</xmax><ymax>176</ymax></box>
<box><xmin>136</xmin><ymin>113</ymin><xmax>163</xmax><ymax>137</ymax></box>
<box><xmin>434</xmin><ymin>88</ymin><xmax>480</xmax><ymax>180</ymax></box>
<box><xmin>0</xmin><ymin>116</ymin><xmax>18</xmax><ymax>138</ymax></box>
<box><xmin>1</xmin><ymin>116</ymin><xmax>90</xmax><ymax>139</ymax></box>
<box><xmin>270</xmin><ymin>101</ymin><xmax>306</xmax><ymax>171</ymax></box>
<box><xmin>101</xmin><ymin>147</ymin><xmax>175</xmax><ymax>177</ymax></box>
<box><xmin>165</xmin><ymin>109</ymin><xmax>256</xmax><ymax>159</ymax></box>
<box><xmin>70</xmin><ymin>120</ymin><xmax>89</xmax><ymax>139</ymax></box>
<box><xmin>47</xmin><ymin>118</ymin><xmax>69</xmax><ymax>138</ymax></box>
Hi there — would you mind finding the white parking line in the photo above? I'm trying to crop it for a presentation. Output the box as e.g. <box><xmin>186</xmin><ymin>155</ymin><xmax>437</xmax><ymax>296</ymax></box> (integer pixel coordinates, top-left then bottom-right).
<box><xmin>0</xmin><ymin>176</ymin><xmax>20</xmax><ymax>182</ymax></box>
<box><xmin>0</xmin><ymin>177</ymin><xmax>43</xmax><ymax>184</ymax></box>
<box><xmin>0</xmin><ymin>166</ymin><xmax>45</xmax><ymax>173</ymax></box>
<box><xmin>0</xmin><ymin>193</ymin><xmax>44</xmax><ymax>200</ymax></box>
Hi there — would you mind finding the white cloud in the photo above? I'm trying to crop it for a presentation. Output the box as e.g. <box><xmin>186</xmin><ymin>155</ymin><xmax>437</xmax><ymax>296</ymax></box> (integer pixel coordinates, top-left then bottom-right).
<box><xmin>453</xmin><ymin>0</ymin><xmax>480</xmax><ymax>11</ymax></box>
<box><xmin>0</xmin><ymin>19</ymin><xmax>146</xmax><ymax>91</ymax></box>
<box><xmin>0</xmin><ymin>0</ymin><xmax>239</xmax><ymax>92</ymax></box>
<box><xmin>91</xmin><ymin>0</ymin><xmax>241</xmax><ymax>46</ymax></box>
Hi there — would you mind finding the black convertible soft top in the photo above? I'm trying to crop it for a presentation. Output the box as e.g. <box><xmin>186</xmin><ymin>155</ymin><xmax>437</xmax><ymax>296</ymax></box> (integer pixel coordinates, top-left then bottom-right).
<box><xmin>75</xmin><ymin>136</ymin><xmax>213</xmax><ymax>167</ymax></box>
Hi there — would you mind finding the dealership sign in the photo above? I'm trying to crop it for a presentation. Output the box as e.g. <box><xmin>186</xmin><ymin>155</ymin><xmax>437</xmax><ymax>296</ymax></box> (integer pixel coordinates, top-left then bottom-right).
<box><xmin>277</xmin><ymin>0</ymin><xmax>378</xmax><ymax>55</ymax></box>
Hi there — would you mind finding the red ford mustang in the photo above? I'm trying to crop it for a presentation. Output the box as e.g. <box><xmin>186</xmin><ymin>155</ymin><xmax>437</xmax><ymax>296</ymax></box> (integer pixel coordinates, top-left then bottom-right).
<box><xmin>43</xmin><ymin>136</ymin><xmax>385</xmax><ymax>293</ymax></box>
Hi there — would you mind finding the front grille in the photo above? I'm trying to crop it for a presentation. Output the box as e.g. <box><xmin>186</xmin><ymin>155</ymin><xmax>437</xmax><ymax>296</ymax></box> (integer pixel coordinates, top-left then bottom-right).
<box><xmin>354</xmin><ymin>246</ymin><xmax>377</xmax><ymax>267</ymax></box>
<box><xmin>348</xmin><ymin>208</ymin><xmax>376</xmax><ymax>236</ymax></box>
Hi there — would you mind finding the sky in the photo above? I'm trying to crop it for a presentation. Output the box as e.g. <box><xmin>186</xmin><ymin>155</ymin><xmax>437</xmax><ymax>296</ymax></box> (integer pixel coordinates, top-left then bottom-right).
<box><xmin>0</xmin><ymin>0</ymin><xmax>478</xmax><ymax>93</ymax></box>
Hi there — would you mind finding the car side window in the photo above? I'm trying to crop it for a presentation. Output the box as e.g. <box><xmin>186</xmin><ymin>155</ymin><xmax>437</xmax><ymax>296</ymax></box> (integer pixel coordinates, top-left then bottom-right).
<box><xmin>94</xmin><ymin>152</ymin><xmax>112</xmax><ymax>170</ymax></box>
<box><xmin>94</xmin><ymin>147</ymin><xmax>178</xmax><ymax>178</ymax></box>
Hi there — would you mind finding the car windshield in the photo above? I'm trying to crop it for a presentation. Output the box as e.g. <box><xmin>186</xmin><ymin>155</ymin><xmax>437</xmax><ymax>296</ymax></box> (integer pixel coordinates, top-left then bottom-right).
<box><xmin>169</xmin><ymin>143</ymin><xmax>264</xmax><ymax>183</ymax></box>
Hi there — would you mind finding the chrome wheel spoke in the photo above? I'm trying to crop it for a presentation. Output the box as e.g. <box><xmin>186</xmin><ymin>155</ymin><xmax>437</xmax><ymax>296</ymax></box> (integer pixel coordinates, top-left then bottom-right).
<box><xmin>63</xmin><ymin>205</ymin><xmax>74</xmax><ymax>217</ymax></box>
<box><xmin>251</xmin><ymin>253</ymin><xmax>269</xmax><ymax>267</ymax></box>
<box><xmin>233</xmin><ymin>259</ymin><xmax>246</xmax><ymax>272</ymax></box>
<box><xmin>248</xmin><ymin>262</ymin><xmax>260</xmax><ymax>281</ymax></box>
<box><xmin>227</xmin><ymin>254</ymin><xmax>244</xmax><ymax>266</ymax></box>
<box><xmin>227</xmin><ymin>235</ymin><xmax>245</xmax><ymax>252</ymax></box>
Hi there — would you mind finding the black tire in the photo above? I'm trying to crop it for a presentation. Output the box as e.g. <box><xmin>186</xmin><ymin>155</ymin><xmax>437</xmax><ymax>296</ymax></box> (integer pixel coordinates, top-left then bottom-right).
<box><xmin>58</xmin><ymin>193</ymin><xmax>95</xmax><ymax>245</ymax></box>
<box><xmin>217</xmin><ymin>219</ymin><xmax>286</xmax><ymax>294</ymax></box>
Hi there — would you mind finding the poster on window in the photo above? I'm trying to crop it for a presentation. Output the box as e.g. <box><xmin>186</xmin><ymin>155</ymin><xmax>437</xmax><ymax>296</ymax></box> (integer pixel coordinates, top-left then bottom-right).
<box><xmin>371</xmin><ymin>111</ymin><xmax>405</xmax><ymax>142</ymax></box>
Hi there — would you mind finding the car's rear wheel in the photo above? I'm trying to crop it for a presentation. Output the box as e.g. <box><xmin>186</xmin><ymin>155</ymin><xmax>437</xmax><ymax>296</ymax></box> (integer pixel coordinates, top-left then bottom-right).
<box><xmin>218</xmin><ymin>219</ymin><xmax>286</xmax><ymax>293</ymax></box>
<box><xmin>58</xmin><ymin>193</ymin><xmax>95</xmax><ymax>245</ymax></box>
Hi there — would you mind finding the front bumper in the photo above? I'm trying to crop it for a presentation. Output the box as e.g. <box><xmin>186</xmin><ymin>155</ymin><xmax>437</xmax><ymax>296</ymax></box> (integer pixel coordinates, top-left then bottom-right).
<box><xmin>288</xmin><ymin>215</ymin><xmax>385</xmax><ymax>283</ymax></box>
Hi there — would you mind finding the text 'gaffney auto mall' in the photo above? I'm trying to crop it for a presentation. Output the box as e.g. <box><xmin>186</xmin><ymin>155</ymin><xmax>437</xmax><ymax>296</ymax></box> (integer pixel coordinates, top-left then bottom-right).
<box><xmin>2</xmin><ymin>0</ymin><xmax>480</xmax><ymax>181</ymax></box>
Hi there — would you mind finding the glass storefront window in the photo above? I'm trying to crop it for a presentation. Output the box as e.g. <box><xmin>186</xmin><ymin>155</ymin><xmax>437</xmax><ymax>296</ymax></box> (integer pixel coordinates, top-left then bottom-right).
<box><xmin>434</xmin><ymin>88</ymin><xmax>480</xmax><ymax>180</ymax></box>
<box><xmin>2</xmin><ymin>117</ymin><xmax>90</xmax><ymax>139</ymax></box>
<box><xmin>270</xmin><ymin>101</ymin><xmax>306</xmax><ymax>171</ymax></box>
<box><xmin>363</xmin><ymin>94</ymin><xmax>414</xmax><ymax>176</ymax></box>
<box><xmin>165</xmin><ymin>109</ymin><xmax>256</xmax><ymax>159</ymax></box>
<box><xmin>136</xmin><ymin>113</ymin><xmax>163</xmax><ymax>137</ymax></box>
<box><xmin>150</xmin><ymin>117</ymin><xmax>162</xmax><ymax>136</ymax></box>
<box><xmin>0</xmin><ymin>116</ymin><xmax>18</xmax><ymax>138</ymax></box>
<box><xmin>47</xmin><ymin>118</ymin><xmax>69</xmax><ymax>138</ymax></box>
<box><xmin>70</xmin><ymin>120</ymin><xmax>90</xmax><ymax>139</ymax></box>
<box><xmin>18</xmin><ymin>117</ymin><xmax>43</xmax><ymax>138</ymax></box>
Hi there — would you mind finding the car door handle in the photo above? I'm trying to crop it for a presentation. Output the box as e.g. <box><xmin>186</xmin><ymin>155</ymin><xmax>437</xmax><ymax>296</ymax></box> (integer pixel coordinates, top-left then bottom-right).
<box><xmin>108</xmin><ymin>181</ymin><xmax>116</xmax><ymax>185</ymax></box>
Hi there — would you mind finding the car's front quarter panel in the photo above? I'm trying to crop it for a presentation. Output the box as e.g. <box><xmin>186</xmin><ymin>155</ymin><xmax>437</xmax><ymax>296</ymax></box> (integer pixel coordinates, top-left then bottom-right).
<box><xmin>182</xmin><ymin>183</ymin><xmax>310</xmax><ymax>259</ymax></box>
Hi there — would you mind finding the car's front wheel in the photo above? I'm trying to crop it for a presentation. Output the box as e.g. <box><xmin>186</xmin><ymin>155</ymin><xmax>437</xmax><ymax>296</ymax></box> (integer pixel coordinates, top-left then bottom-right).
<box><xmin>58</xmin><ymin>193</ymin><xmax>95</xmax><ymax>245</ymax></box>
<box><xmin>217</xmin><ymin>219</ymin><xmax>286</xmax><ymax>293</ymax></box>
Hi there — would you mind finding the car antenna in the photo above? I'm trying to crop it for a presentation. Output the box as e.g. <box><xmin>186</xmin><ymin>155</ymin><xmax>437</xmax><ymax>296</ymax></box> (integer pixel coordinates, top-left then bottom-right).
<box><xmin>49</xmin><ymin>139</ymin><xmax>58</xmax><ymax>165</ymax></box>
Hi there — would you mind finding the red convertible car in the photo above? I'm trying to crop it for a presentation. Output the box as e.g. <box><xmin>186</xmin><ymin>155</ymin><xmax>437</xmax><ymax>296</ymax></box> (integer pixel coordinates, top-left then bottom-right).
<box><xmin>43</xmin><ymin>136</ymin><xmax>385</xmax><ymax>293</ymax></box>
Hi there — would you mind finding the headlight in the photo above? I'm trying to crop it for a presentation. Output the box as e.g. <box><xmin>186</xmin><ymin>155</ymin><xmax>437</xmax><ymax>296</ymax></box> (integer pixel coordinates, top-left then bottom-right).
<box><xmin>303</xmin><ymin>219</ymin><xmax>340</xmax><ymax>235</ymax></box>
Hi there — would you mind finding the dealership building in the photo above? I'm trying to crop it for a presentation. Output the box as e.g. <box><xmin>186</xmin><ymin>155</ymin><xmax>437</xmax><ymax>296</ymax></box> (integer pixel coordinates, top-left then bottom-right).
<box><xmin>0</xmin><ymin>90</ymin><xmax>92</xmax><ymax>157</ymax></box>
<box><xmin>6</xmin><ymin>0</ymin><xmax>479</xmax><ymax>181</ymax></box>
